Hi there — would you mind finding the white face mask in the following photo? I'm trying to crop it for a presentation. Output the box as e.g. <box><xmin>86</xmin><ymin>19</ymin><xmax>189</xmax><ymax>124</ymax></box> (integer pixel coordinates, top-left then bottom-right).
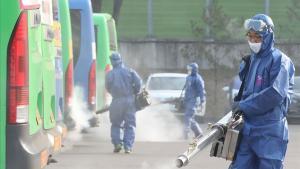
<box><xmin>248</xmin><ymin>41</ymin><xmax>262</xmax><ymax>53</ymax></box>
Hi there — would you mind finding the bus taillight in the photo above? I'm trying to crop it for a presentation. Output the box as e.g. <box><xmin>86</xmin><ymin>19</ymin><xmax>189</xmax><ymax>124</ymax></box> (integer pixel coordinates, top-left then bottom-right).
<box><xmin>8</xmin><ymin>12</ymin><xmax>29</xmax><ymax>124</ymax></box>
<box><xmin>88</xmin><ymin>60</ymin><xmax>96</xmax><ymax>110</ymax></box>
<box><xmin>65</xmin><ymin>59</ymin><xmax>73</xmax><ymax>107</ymax></box>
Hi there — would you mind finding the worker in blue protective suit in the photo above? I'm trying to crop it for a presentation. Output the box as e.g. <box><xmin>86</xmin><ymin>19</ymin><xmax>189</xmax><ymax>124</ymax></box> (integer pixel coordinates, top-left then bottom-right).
<box><xmin>229</xmin><ymin>14</ymin><xmax>295</xmax><ymax>169</ymax></box>
<box><xmin>105</xmin><ymin>52</ymin><xmax>142</xmax><ymax>154</ymax></box>
<box><xmin>183</xmin><ymin>63</ymin><xmax>206</xmax><ymax>139</ymax></box>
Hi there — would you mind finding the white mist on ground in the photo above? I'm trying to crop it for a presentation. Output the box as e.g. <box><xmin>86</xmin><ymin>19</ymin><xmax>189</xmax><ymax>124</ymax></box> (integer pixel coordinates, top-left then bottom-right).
<box><xmin>65</xmin><ymin>86</ymin><xmax>93</xmax><ymax>143</ymax></box>
<box><xmin>141</xmin><ymin>161</ymin><xmax>178</xmax><ymax>169</ymax></box>
<box><xmin>95</xmin><ymin>103</ymin><xmax>184</xmax><ymax>142</ymax></box>
<box><xmin>94</xmin><ymin>112</ymin><xmax>111</xmax><ymax>141</ymax></box>
<box><xmin>136</xmin><ymin>104</ymin><xmax>184</xmax><ymax>142</ymax></box>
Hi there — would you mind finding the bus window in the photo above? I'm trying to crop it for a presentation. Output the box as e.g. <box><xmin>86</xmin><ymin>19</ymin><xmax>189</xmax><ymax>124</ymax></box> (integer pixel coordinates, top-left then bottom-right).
<box><xmin>70</xmin><ymin>10</ymin><xmax>81</xmax><ymax>67</ymax></box>
<box><xmin>94</xmin><ymin>26</ymin><xmax>98</xmax><ymax>54</ymax></box>
<box><xmin>41</xmin><ymin>0</ymin><xmax>53</xmax><ymax>25</ymax></box>
<box><xmin>107</xmin><ymin>18</ymin><xmax>117</xmax><ymax>51</ymax></box>
<box><xmin>52</xmin><ymin>0</ymin><xmax>59</xmax><ymax>21</ymax></box>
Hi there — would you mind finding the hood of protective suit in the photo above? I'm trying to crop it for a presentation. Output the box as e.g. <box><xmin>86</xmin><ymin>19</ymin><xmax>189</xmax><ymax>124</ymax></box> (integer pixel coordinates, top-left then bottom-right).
<box><xmin>189</xmin><ymin>62</ymin><xmax>198</xmax><ymax>76</ymax></box>
<box><xmin>110</xmin><ymin>52</ymin><xmax>123</xmax><ymax>68</ymax></box>
<box><xmin>250</xmin><ymin>14</ymin><xmax>275</xmax><ymax>57</ymax></box>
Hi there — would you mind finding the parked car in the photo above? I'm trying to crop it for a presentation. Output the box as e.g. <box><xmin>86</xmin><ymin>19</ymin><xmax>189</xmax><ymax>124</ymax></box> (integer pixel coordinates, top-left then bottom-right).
<box><xmin>145</xmin><ymin>73</ymin><xmax>186</xmax><ymax>102</ymax></box>
<box><xmin>288</xmin><ymin>76</ymin><xmax>300</xmax><ymax>124</ymax></box>
<box><xmin>145</xmin><ymin>73</ymin><xmax>206</xmax><ymax>121</ymax></box>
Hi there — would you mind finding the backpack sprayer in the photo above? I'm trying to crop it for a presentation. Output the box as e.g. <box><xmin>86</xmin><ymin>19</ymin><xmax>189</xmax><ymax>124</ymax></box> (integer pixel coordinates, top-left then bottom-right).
<box><xmin>95</xmin><ymin>88</ymin><xmax>151</xmax><ymax>114</ymax></box>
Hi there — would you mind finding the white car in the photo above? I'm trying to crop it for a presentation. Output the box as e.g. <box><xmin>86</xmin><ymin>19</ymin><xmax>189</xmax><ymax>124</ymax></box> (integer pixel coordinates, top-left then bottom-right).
<box><xmin>145</xmin><ymin>73</ymin><xmax>206</xmax><ymax>118</ymax></box>
<box><xmin>145</xmin><ymin>73</ymin><xmax>187</xmax><ymax>102</ymax></box>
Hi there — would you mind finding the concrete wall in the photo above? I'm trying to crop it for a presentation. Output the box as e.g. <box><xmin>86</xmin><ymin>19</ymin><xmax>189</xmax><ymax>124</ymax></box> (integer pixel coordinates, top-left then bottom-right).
<box><xmin>118</xmin><ymin>40</ymin><xmax>300</xmax><ymax>120</ymax></box>
<box><xmin>119</xmin><ymin>39</ymin><xmax>300</xmax><ymax>76</ymax></box>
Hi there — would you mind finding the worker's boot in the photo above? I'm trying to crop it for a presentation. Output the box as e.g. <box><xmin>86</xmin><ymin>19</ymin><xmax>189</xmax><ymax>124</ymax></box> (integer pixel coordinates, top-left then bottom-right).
<box><xmin>124</xmin><ymin>148</ymin><xmax>132</xmax><ymax>154</ymax></box>
<box><xmin>113</xmin><ymin>144</ymin><xmax>123</xmax><ymax>153</ymax></box>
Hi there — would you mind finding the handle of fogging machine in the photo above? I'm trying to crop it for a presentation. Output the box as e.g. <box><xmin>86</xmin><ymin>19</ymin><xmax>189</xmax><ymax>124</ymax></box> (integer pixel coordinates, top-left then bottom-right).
<box><xmin>95</xmin><ymin>106</ymin><xmax>109</xmax><ymax>114</ymax></box>
<box><xmin>176</xmin><ymin>112</ymin><xmax>232</xmax><ymax>168</ymax></box>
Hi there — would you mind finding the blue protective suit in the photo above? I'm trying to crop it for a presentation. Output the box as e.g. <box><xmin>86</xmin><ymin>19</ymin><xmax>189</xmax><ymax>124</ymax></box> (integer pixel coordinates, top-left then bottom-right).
<box><xmin>183</xmin><ymin>63</ymin><xmax>206</xmax><ymax>138</ymax></box>
<box><xmin>230</xmin><ymin>14</ymin><xmax>295</xmax><ymax>169</ymax></box>
<box><xmin>105</xmin><ymin>53</ymin><xmax>142</xmax><ymax>150</ymax></box>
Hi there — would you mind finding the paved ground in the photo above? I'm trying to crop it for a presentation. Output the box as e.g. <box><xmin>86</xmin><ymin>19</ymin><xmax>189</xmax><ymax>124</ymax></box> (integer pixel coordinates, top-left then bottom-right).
<box><xmin>47</xmin><ymin>111</ymin><xmax>300</xmax><ymax>169</ymax></box>
<box><xmin>47</xmin><ymin>127</ymin><xmax>230</xmax><ymax>169</ymax></box>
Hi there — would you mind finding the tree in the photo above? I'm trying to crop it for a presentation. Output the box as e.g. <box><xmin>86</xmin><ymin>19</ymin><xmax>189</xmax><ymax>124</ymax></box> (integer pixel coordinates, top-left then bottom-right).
<box><xmin>190</xmin><ymin>0</ymin><xmax>243</xmax><ymax>41</ymax></box>
<box><xmin>184</xmin><ymin>0</ymin><xmax>244</xmax><ymax>117</ymax></box>
<box><xmin>286</xmin><ymin>0</ymin><xmax>300</xmax><ymax>40</ymax></box>
<box><xmin>112</xmin><ymin>0</ymin><xmax>123</xmax><ymax>25</ymax></box>
<box><xmin>91</xmin><ymin>0</ymin><xmax>103</xmax><ymax>13</ymax></box>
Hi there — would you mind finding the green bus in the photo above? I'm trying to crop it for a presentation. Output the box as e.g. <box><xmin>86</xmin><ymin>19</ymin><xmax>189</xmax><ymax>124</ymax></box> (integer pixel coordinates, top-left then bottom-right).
<box><xmin>52</xmin><ymin>0</ymin><xmax>69</xmax><ymax>139</ymax></box>
<box><xmin>0</xmin><ymin>0</ymin><xmax>50</xmax><ymax>168</ymax></box>
<box><xmin>58</xmin><ymin>0</ymin><xmax>74</xmax><ymax>131</ymax></box>
<box><xmin>93</xmin><ymin>13</ymin><xmax>118</xmax><ymax>111</ymax></box>
<box><xmin>40</xmin><ymin>0</ymin><xmax>61</xmax><ymax>154</ymax></box>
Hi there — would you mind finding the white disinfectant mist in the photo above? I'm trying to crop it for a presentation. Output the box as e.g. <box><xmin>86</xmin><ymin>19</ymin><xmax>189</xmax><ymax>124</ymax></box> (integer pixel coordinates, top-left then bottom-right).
<box><xmin>136</xmin><ymin>104</ymin><xmax>184</xmax><ymax>142</ymax></box>
<box><xmin>141</xmin><ymin>161</ymin><xmax>178</xmax><ymax>169</ymax></box>
<box><xmin>63</xmin><ymin>86</ymin><xmax>93</xmax><ymax>150</ymax></box>
<box><xmin>96</xmin><ymin>103</ymin><xmax>184</xmax><ymax>142</ymax></box>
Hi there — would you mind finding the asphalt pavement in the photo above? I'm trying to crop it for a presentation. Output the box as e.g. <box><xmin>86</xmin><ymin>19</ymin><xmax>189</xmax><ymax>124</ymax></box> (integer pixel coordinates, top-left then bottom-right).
<box><xmin>47</xmin><ymin>111</ymin><xmax>300</xmax><ymax>169</ymax></box>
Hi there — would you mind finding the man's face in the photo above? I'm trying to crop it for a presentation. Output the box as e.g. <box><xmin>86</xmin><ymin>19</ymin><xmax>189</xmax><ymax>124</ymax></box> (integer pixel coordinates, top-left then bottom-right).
<box><xmin>246</xmin><ymin>31</ymin><xmax>262</xmax><ymax>43</ymax></box>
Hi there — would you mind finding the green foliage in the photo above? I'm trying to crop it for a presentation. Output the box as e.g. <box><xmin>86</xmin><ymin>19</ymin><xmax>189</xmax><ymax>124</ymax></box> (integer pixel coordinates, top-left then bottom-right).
<box><xmin>285</xmin><ymin>0</ymin><xmax>300</xmax><ymax>39</ymax></box>
<box><xmin>191</xmin><ymin>0</ymin><xmax>244</xmax><ymax>41</ymax></box>
<box><xmin>100</xmin><ymin>0</ymin><xmax>299</xmax><ymax>41</ymax></box>
<box><xmin>287</xmin><ymin>0</ymin><xmax>300</xmax><ymax>20</ymax></box>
